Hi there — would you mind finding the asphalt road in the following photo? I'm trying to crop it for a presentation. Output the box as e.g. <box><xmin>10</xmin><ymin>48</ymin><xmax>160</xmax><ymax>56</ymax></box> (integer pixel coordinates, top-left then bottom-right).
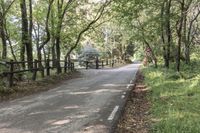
<box><xmin>0</xmin><ymin>63</ymin><xmax>140</xmax><ymax>133</ymax></box>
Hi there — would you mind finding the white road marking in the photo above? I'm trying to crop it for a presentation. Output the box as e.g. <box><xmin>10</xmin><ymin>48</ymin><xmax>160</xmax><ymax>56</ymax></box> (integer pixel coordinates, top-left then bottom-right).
<box><xmin>121</xmin><ymin>95</ymin><xmax>125</xmax><ymax>99</ymax></box>
<box><xmin>123</xmin><ymin>92</ymin><xmax>126</xmax><ymax>95</ymax></box>
<box><xmin>107</xmin><ymin>106</ymin><xmax>119</xmax><ymax>121</ymax></box>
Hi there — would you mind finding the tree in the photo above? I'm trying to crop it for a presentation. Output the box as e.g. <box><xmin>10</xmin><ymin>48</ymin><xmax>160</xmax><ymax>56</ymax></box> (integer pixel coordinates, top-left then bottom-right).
<box><xmin>20</xmin><ymin>0</ymin><xmax>33</xmax><ymax>69</ymax></box>
<box><xmin>0</xmin><ymin>0</ymin><xmax>16</xmax><ymax>59</ymax></box>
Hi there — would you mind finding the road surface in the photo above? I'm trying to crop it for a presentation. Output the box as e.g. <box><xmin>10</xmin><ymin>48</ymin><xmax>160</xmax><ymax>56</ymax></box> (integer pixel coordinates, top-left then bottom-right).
<box><xmin>0</xmin><ymin>63</ymin><xmax>140</xmax><ymax>133</ymax></box>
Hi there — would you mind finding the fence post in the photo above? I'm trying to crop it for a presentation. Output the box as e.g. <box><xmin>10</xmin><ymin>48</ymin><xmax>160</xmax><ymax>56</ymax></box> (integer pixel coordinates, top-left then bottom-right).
<box><xmin>39</xmin><ymin>60</ymin><xmax>44</xmax><ymax>78</ymax></box>
<box><xmin>102</xmin><ymin>60</ymin><xmax>104</xmax><ymax>68</ymax></box>
<box><xmin>70</xmin><ymin>63</ymin><xmax>73</xmax><ymax>72</ymax></box>
<box><xmin>112</xmin><ymin>59</ymin><xmax>114</xmax><ymax>67</ymax></box>
<box><xmin>46</xmin><ymin>59</ymin><xmax>50</xmax><ymax>76</ymax></box>
<box><xmin>32</xmin><ymin>59</ymin><xmax>38</xmax><ymax>81</ymax></box>
<box><xmin>68</xmin><ymin>60</ymin><xmax>71</xmax><ymax>72</ymax></box>
<box><xmin>86</xmin><ymin>61</ymin><xmax>88</xmax><ymax>69</ymax></box>
<box><xmin>72</xmin><ymin>62</ymin><xmax>75</xmax><ymax>71</ymax></box>
<box><xmin>64</xmin><ymin>60</ymin><xmax>67</xmax><ymax>73</ymax></box>
<box><xmin>8</xmin><ymin>60</ymin><xmax>14</xmax><ymax>87</ymax></box>
<box><xmin>96</xmin><ymin>58</ymin><xmax>99</xmax><ymax>69</ymax></box>
<box><xmin>106</xmin><ymin>59</ymin><xmax>108</xmax><ymax>65</ymax></box>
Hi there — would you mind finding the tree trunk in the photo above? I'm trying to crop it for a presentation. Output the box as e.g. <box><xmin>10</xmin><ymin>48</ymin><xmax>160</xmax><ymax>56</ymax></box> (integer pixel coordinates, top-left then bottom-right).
<box><xmin>51</xmin><ymin>42</ymin><xmax>56</xmax><ymax>67</ymax></box>
<box><xmin>20</xmin><ymin>0</ymin><xmax>31</xmax><ymax>68</ymax></box>
<box><xmin>183</xmin><ymin>0</ymin><xmax>193</xmax><ymax>64</ymax></box>
<box><xmin>165</xmin><ymin>0</ymin><xmax>172</xmax><ymax>68</ymax></box>
<box><xmin>51</xmin><ymin>9</ymin><xmax>57</xmax><ymax>67</ymax></box>
<box><xmin>37</xmin><ymin>48</ymin><xmax>45</xmax><ymax>77</ymax></box>
<box><xmin>161</xmin><ymin>0</ymin><xmax>172</xmax><ymax>68</ymax></box>
<box><xmin>28</xmin><ymin>0</ymin><xmax>33</xmax><ymax>68</ymax></box>
<box><xmin>55</xmin><ymin>35</ymin><xmax>61</xmax><ymax>74</ymax></box>
<box><xmin>144</xmin><ymin>41</ymin><xmax>157</xmax><ymax>68</ymax></box>
<box><xmin>176</xmin><ymin>0</ymin><xmax>184</xmax><ymax>72</ymax></box>
<box><xmin>4</xmin><ymin>20</ymin><xmax>18</xmax><ymax>62</ymax></box>
<box><xmin>55</xmin><ymin>5</ymin><xmax>62</xmax><ymax>74</ymax></box>
<box><xmin>0</xmin><ymin>12</ymin><xmax>7</xmax><ymax>59</ymax></box>
<box><xmin>185</xmin><ymin>45</ymin><xmax>190</xmax><ymax>64</ymax></box>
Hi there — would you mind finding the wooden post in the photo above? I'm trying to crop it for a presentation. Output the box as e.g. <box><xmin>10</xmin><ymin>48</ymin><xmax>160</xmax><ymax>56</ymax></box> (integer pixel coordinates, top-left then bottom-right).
<box><xmin>70</xmin><ymin>63</ymin><xmax>73</xmax><ymax>72</ymax></box>
<box><xmin>96</xmin><ymin>57</ymin><xmax>99</xmax><ymax>69</ymax></box>
<box><xmin>67</xmin><ymin>56</ymin><xmax>71</xmax><ymax>72</ymax></box>
<box><xmin>106</xmin><ymin>59</ymin><xmax>108</xmax><ymax>65</ymax></box>
<box><xmin>112</xmin><ymin>59</ymin><xmax>114</xmax><ymax>67</ymax></box>
<box><xmin>102</xmin><ymin>60</ymin><xmax>104</xmax><ymax>68</ymax></box>
<box><xmin>72</xmin><ymin>62</ymin><xmax>75</xmax><ymax>71</ymax></box>
<box><xmin>64</xmin><ymin>60</ymin><xmax>67</xmax><ymax>73</ymax></box>
<box><xmin>68</xmin><ymin>59</ymin><xmax>71</xmax><ymax>72</ymax></box>
<box><xmin>56</xmin><ymin>59</ymin><xmax>60</xmax><ymax>74</ymax></box>
<box><xmin>39</xmin><ymin>60</ymin><xmax>44</xmax><ymax>78</ymax></box>
<box><xmin>46</xmin><ymin>59</ymin><xmax>50</xmax><ymax>76</ymax></box>
<box><xmin>8</xmin><ymin>60</ymin><xmax>14</xmax><ymax>87</ymax></box>
<box><xmin>32</xmin><ymin>59</ymin><xmax>38</xmax><ymax>81</ymax></box>
<box><xmin>86</xmin><ymin>61</ymin><xmax>88</xmax><ymax>69</ymax></box>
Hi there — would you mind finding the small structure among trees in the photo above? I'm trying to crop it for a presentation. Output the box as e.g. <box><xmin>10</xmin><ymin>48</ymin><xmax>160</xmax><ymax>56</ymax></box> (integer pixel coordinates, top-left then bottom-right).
<box><xmin>78</xmin><ymin>44</ymin><xmax>99</xmax><ymax>68</ymax></box>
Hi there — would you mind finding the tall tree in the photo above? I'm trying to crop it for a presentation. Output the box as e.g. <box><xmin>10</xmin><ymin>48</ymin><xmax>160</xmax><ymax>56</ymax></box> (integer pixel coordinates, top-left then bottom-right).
<box><xmin>55</xmin><ymin>0</ymin><xmax>73</xmax><ymax>73</ymax></box>
<box><xmin>0</xmin><ymin>0</ymin><xmax>15</xmax><ymax>59</ymax></box>
<box><xmin>161</xmin><ymin>0</ymin><xmax>172</xmax><ymax>68</ymax></box>
<box><xmin>20</xmin><ymin>0</ymin><xmax>33</xmax><ymax>69</ymax></box>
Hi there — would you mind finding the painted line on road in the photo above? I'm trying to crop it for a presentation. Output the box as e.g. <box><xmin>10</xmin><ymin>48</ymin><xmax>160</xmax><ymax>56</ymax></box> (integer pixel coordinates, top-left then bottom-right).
<box><xmin>107</xmin><ymin>106</ymin><xmax>119</xmax><ymax>121</ymax></box>
<box><xmin>121</xmin><ymin>95</ymin><xmax>125</xmax><ymax>99</ymax></box>
<box><xmin>123</xmin><ymin>92</ymin><xmax>126</xmax><ymax>95</ymax></box>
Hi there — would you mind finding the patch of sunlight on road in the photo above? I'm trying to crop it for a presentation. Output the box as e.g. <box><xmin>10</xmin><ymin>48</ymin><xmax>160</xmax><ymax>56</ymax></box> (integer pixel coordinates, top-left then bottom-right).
<box><xmin>64</xmin><ymin>105</ymin><xmax>80</xmax><ymax>109</ymax></box>
<box><xmin>69</xmin><ymin>115</ymin><xmax>88</xmax><ymax>119</ymax></box>
<box><xmin>52</xmin><ymin>119</ymin><xmax>71</xmax><ymax>125</ymax></box>
<box><xmin>0</xmin><ymin>128</ymin><xmax>32</xmax><ymax>133</ymax></box>
<box><xmin>28</xmin><ymin>111</ymin><xmax>47</xmax><ymax>115</ymax></box>
<box><xmin>69</xmin><ymin>89</ymin><xmax>122</xmax><ymax>95</ymax></box>
<box><xmin>102</xmin><ymin>84</ymin><xmax>126</xmax><ymax>87</ymax></box>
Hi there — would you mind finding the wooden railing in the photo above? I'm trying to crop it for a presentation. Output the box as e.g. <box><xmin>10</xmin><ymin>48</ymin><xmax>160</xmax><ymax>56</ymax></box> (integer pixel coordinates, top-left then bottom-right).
<box><xmin>1</xmin><ymin>59</ymin><xmax>75</xmax><ymax>87</ymax></box>
<box><xmin>0</xmin><ymin>58</ymin><xmax>121</xmax><ymax>87</ymax></box>
<box><xmin>85</xmin><ymin>59</ymin><xmax>120</xmax><ymax>69</ymax></box>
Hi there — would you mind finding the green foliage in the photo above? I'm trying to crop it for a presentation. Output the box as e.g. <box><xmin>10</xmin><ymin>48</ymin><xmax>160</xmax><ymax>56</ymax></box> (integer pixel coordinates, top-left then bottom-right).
<box><xmin>143</xmin><ymin>57</ymin><xmax>200</xmax><ymax>133</ymax></box>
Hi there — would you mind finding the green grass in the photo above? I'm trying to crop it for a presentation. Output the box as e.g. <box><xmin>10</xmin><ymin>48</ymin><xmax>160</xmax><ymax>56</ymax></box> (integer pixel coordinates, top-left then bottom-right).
<box><xmin>143</xmin><ymin>56</ymin><xmax>200</xmax><ymax>133</ymax></box>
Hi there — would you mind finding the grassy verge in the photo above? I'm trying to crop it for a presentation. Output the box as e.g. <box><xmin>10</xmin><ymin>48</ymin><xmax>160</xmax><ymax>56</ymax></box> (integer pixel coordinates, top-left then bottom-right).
<box><xmin>143</xmin><ymin>60</ymin><xmax>200</xmax><ymax>133</ymax></box>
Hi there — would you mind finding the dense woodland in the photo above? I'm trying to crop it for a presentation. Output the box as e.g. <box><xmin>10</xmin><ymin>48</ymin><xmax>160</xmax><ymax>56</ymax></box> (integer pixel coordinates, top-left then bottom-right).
<box><xmin>113</xmin><ymin>0</ymin><xmax>200</xmax><ymax>71</ymax></box>
<box><xmin>0</xmin><ymin>0</ymin><xmax>200</xmax><ymax>73</ymax></box>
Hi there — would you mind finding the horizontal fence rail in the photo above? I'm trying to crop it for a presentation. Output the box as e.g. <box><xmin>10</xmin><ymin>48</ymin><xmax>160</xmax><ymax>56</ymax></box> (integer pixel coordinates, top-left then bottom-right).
<box><xmin>0</xmin><ymin>58</ymin><xmax>121</xmax><ymax>87</ymax></box>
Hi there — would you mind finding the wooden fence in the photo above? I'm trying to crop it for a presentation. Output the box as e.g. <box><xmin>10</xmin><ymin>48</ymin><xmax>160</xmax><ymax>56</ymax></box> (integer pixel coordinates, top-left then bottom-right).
<box><xmin>1</xmin><ymin>59</ymin><xmax>75</xmax><ymax>87</ymax></box>
<box><xmin>85</xmin><ymin>59</ymin><xmax>119</xmax><ymax>69</ymax></box>
<box><xmin>0</xmin><ymin>58</ymin><xmax>121</xmax><ymax>87</ymax></box>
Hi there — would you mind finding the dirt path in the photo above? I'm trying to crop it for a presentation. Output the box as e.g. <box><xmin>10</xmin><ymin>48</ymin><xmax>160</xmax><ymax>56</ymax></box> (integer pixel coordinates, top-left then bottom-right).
<box><xmin>115</xmin><ymin>71</ymin><xmax>151</xmax><ymax>133</ymax></box>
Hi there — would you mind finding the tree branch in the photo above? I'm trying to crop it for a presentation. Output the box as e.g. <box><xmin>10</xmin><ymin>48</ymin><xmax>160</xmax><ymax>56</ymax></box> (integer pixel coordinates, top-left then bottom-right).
<box><xmin>65</xmin><ymin>0</ymin><xmax>112</xmax><ymax>58</ymax></box>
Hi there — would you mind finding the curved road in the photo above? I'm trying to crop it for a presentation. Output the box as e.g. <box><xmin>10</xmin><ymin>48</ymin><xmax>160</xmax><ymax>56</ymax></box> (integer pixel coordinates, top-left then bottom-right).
<box><xmin>0</xmin><ymin>63</ymin><xmax>140</xmax><ymax>133</ymax></box>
